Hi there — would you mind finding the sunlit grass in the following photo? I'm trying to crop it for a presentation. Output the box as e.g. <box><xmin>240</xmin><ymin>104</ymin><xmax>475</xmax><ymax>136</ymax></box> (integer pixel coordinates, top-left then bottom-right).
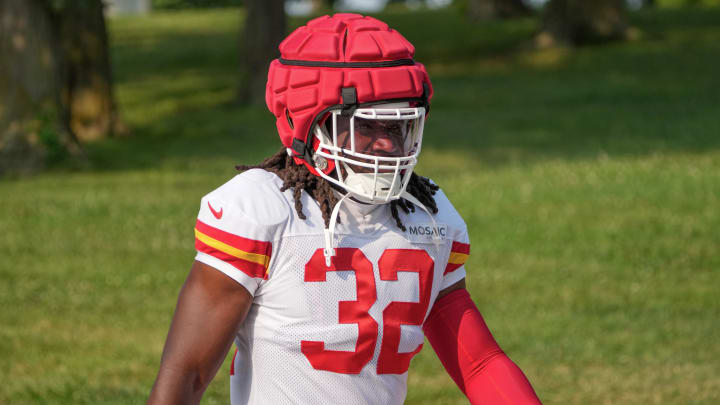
<box><xmin>1</xmin><ymin>5</ymin><xmax>719</xmax><ymax>405</ymax></box>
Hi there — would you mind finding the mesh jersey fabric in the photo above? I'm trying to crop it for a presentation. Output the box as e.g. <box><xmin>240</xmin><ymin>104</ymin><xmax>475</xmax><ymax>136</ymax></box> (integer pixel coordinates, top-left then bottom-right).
<box><xmin>193</xmin><ymin>169</ymin><xmax>470</xmax><ymax>405</ymax></box>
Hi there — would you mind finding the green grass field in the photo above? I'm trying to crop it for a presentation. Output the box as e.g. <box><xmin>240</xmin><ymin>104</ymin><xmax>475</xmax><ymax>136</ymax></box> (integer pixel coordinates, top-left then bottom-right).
<box><xmin>1</xmin><ymin>6</ymin><xmax>719</xmax><ymax>404</ymax></box>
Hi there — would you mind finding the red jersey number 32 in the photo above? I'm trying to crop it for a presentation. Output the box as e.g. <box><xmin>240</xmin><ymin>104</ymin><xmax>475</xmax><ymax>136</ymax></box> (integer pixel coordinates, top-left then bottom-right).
<box><xmin>302</xmin><ymin>248</ymin><xmax>434</xmax><ymax>374</ymax></box>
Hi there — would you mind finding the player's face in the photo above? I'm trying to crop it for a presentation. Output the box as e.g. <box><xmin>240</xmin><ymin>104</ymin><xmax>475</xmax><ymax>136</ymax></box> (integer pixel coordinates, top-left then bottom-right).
<box><xmin>336</xmin><ymin>117</ymin><xmax>409</xmax><ymax>157</ymax></box>
<box><xmin>333</xmin><ymin>116</ymin><xmax>414</xmax><ymax>174</ymax></box>
<box><xmin>337</xmin><ymin>117</ymin><xmax>409</xmax><ymax>173</ymax></box>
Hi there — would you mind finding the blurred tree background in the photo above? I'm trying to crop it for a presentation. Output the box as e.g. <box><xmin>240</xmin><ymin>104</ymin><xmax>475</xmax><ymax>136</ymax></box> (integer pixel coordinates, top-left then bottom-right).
<box><xmin>540</xmin><ymin>0</ymin><xmax>630</xmax><ymax>46</ymax></box>
<box><xmin>237</xmin><ymin>0</ymin><xmax>285</xmax><ymax>104</ymax></box>
<box><xmin>0</xmin><ymin>0</ymin><xmax>121</xmax><ymax>174</ymax></box>
<box><xmin>1</xmin><ymin>0</ymin><xmax>719</xmax><ymax>404</ymax></box>
<box><xmin>151</xmin><ymin>0</ymin><xmax>243</xmax><ymax>9</ymax></box>
<box><xmin>466</xmin><ymin>0</ymin><xmax>531</xmax><ymax>20</ymax></box>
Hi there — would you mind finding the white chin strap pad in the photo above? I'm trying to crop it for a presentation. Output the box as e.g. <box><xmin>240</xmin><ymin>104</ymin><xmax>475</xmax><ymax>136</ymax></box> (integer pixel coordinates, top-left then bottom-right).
<box><xmin>342</xmin><ymin>162</ymin><xmax>401</xmax><ymax>202</ymax></box>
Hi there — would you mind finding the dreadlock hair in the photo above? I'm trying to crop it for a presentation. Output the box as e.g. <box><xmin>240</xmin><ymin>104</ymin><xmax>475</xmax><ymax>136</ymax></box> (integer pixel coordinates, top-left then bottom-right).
<box><xmin>236</xmin><ymin>148</ymin><xmax>440</xmax><ymax>232</ymax></box>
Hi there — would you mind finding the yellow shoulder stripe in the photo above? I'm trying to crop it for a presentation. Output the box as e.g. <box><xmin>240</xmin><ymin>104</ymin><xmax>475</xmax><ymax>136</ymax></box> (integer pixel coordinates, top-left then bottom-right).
<box><xmin>195</xmin><ymin>229</ymin><xmax>270</xmax><ymax>268</ymax></box>
<box><xmin>448</xmin><ymin>252</ymin><xmax>469</xmax><ymax>266</ymax></box>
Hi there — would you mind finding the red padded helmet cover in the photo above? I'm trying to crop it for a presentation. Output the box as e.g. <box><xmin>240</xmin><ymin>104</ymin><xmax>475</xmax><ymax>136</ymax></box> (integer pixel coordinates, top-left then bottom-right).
<box><xmin>265</xmin><ymin>14</ymin><xmax>433</xmax><ymax>165</ymax></box>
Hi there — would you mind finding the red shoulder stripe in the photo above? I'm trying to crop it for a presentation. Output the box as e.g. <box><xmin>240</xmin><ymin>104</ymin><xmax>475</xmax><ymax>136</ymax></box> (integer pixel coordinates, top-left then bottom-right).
<box><xmin>444</xmin><ymin>262</ymin><xmax>463</xmax><ymax>275</ymax></box>
<box><xmin>445</xmin><ymin>241</ymin><xmax>470</xmax><ymax>275</ymax></box>
<box><xmin>196</xmin><ymin>219</ymin><xmax>272</xmax><ymax>257</ymax></box>
<box><xmin>451</xmin><ymin>241</ymin><xmax>470</xmax><ymax>255</ymax></box>
<box><xmin>194</xmin><ymin>220</ymin><xmax>272</xmax><ymax>279</ymax></box>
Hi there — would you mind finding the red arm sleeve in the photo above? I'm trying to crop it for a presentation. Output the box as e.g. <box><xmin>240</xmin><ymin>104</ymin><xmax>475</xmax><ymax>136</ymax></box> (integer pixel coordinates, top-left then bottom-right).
<box><xmin>423</xmin><ymin>288</ymin><xmax>542</xmax><ymax>404</ymax></box>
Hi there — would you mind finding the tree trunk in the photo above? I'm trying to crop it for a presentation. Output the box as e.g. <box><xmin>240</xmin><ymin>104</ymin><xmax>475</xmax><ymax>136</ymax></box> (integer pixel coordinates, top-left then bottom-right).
<box><xmin>0</xmin><ymin>0</ymin><xmax>120</xmax><ymax>174</ymax></box>
<box><xmin>238</xmin><ymin>0</ymin><xmax>286</xmax><ymax>105</ymax></box>
<box><xmin>467</xmin><ymin>0</ymin><xmax>531</xmax><ymax>21</ymax></box>
<box><xmin>52</xmin><ymin>0</ymin><xmax>122</xmax><ymax>142</ymax></box>
<box><xmin>311</xmin><ymin>0</ymin><xmax>338</xmax><ymax>12</ymax></box>
<box><xmin>0</xmin><ymin>0</ymin><xmax>80</xmax><ymax>174</ymax></box>
<box><xmin>540</xmin><ymin>0</ymin><xmax>628</xmax><ymax>46</ymax></box>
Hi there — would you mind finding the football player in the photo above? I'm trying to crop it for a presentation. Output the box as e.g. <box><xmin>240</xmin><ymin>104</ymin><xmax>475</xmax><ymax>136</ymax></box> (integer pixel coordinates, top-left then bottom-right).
<box><xmin>147</xmin><ymin>14</ymin><xmax>541</xmax><ymax>405</ymax></box>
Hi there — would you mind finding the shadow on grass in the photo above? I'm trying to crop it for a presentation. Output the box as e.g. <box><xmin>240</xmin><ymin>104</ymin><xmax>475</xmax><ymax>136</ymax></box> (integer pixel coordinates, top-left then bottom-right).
<box><xmin>81</xmin><ymin>104</ymin><xmax>279</xmax><ymax>172</ymax></box>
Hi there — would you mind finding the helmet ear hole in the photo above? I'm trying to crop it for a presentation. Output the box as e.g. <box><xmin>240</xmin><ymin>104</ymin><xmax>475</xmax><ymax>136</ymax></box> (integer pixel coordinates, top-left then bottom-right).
<box><xmin>285</xmin><ymin>109</ymin><xmax>294</xmax><ymax>130</ymax></box>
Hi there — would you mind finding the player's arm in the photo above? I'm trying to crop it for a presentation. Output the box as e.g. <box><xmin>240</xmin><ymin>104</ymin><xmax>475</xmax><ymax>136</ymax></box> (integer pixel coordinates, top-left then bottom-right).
<box><xmin>147</xmin><ymin>260</ymin><xmax>253</xmax><ymax>405</ymax></box>
<box><xmin>424</xmin><ymin>279</ymin><xmax>542</xmax><ymax>404</ymax></box>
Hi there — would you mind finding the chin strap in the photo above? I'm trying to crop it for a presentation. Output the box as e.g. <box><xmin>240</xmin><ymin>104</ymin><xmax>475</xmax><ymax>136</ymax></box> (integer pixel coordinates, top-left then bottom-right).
<box><xmin>323</xmin><ymin>192</ymin><xmax>351</xmax><ymax>267</ymax></box>
<box><xmin>322</xmin><ymin>189</ymin><xmax>441</xmax><ymax>267</ymax></box>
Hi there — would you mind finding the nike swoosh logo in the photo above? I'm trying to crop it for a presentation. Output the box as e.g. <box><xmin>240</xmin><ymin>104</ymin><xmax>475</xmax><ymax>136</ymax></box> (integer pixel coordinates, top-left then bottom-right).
<box><xmin>208</xmin><ymin>201</ymin><xmax>223</xmax><ymax>219</ymax></box>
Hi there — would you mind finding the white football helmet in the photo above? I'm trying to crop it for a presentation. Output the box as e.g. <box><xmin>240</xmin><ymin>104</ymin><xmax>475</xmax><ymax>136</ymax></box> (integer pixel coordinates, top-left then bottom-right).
<box><xmin>311</xmin><ymin>102</ymin><xmax>426</xmax><ymax>204</ymax></box>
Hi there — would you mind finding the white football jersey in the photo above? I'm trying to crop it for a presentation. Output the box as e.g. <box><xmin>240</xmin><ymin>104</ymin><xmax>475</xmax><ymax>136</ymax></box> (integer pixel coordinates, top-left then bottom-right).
<box><xmin>194</xmin><ymin>169</ymin><xmax>470</xmax><ymax>405</ymax></box>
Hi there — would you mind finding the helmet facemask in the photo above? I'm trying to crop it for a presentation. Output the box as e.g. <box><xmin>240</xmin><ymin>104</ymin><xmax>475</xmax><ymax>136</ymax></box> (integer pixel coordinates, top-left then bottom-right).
<box><xmin>312</xmin><ymin>103</ymin><xmax>426</xmax><ymax>204</ymax></box>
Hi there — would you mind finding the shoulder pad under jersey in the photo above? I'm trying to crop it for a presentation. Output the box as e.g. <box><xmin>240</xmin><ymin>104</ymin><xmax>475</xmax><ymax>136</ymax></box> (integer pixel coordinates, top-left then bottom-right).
<box><xmin>198</xmin><ymin>169</ymin><xmax>290</xmax><ymax>239</ymax></box>
<box><xmin>398</xmin><ymin>180</ymin><xmax>468</xmax><ymax>244</ymax></box>
<box><xmin>430</xmin><ymin>187</ymin><xmax>469</xmax><ymax>241</ymax></box>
